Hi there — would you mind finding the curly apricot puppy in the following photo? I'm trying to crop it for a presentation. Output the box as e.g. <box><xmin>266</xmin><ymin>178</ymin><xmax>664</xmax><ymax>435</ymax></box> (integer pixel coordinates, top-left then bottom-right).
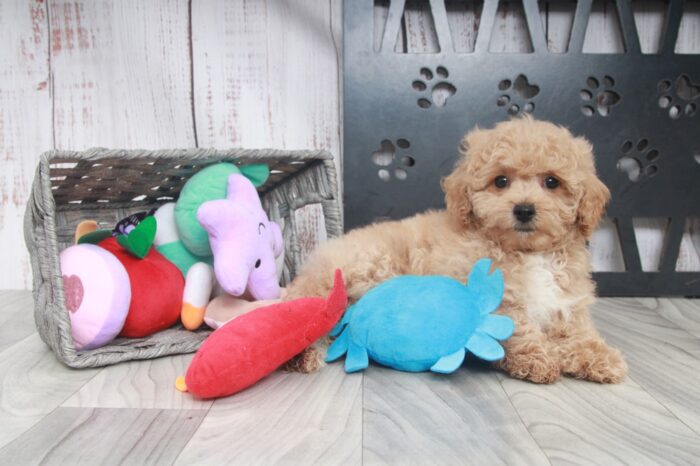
<box><xmin>284</xmin><ymin>116</ymin><xmax>627</xmax><ymax>384</ymax></box>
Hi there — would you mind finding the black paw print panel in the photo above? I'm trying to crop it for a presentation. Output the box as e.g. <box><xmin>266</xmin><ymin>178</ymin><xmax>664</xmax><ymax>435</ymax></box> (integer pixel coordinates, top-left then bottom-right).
<box><xmin>344</xmin><ymin>0</ymin><xmax>700</xmax><ymax>296</ymax></box>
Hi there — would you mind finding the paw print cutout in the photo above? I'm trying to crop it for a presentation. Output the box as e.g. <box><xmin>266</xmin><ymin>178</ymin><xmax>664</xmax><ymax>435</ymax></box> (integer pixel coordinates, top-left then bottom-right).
<box><xmin>370</xmin><ymin>138</ymin><xmax>417</xmax><ymax>182</ymax></box>
<box><xmin>657</xmin><ymin>75</ymin><xmax>699</xmax><ymax>119</ymax></box>
<box><xmin>412</xmin><ymin>66</ymin><xmax>457</xmax><ymax>109</ymax></box>
<box><xmin>617</xmin><ymin>138</ymin><xmax>660</xmax><ymax>182</ymax></box>
<box><xmin>497</xmin><ymin>74</ymin><xmax>539</xmax><ymax>115</ymax></box>
<box><xmin>580</xmin><ymin>76</ymin><xmax>620</xmax><ymax>117</ymax></box>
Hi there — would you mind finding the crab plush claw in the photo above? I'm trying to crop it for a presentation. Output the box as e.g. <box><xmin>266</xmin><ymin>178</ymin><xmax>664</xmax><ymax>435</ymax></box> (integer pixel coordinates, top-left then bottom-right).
<box><xmin>326</xmin><ymin>258</ymin><xmax>514</xmax><ymax>374</ymax></box>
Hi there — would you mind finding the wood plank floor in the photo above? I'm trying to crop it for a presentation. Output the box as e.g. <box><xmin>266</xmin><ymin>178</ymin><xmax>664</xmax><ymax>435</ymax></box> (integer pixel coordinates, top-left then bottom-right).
<box><xmin>1</xmin><ymin>291</ymin><xmax>699</xmax><ymax>465</ymax></box>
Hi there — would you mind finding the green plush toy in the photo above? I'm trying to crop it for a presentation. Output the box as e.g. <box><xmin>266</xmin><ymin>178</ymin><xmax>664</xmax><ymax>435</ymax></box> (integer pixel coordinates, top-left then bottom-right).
<box><xmin>152</xmin><ymin>162</ymin><xmax>272</xmax><ymax>330</ymax></box>
<box><xmin>174</xmin><ymin>163</ymin><xmax>269</xmax><ymax>258</ymax></box>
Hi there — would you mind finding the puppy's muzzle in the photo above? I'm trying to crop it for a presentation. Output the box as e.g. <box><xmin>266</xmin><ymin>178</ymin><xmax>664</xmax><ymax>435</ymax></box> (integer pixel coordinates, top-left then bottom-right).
<box><xmin>513</xmin><ymin>203</ymin><xmax>536</xmax><ymax>223</ymax></box>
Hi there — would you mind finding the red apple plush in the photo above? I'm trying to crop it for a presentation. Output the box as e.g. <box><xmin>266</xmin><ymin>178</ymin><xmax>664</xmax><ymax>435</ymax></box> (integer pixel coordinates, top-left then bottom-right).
<box><xmin>99</xmin><ymin>237</ymin><xmax>184</xmax><ymax>338</ymax></box>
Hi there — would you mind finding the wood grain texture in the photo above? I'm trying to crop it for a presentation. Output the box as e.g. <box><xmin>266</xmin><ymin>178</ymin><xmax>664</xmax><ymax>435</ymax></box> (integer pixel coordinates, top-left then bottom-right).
<box><xmin>0</xmin><ymin>0</ymin><xmax>52</xmax><ymax>290</ymax></box>
<box><xmin>676</xmin><ymin>0</ymin><xmax>700</xmax><ymax>54</ymax></box>
<box><xmin>589</xmin><ymin>218</ymin><xmax>625</xmax><ymax>272</ymax></box>
<box><xmin>293</xmin><ymin>203</ymin><xmax>328</xmax><ymax>266</ymax></box>
<box><xmin>1</xmin><ymin>293</ymin><xmax>700</xmax><ymax>462</ymax></box>
<box><xmin>488</xmin><ymin>0</ymin><xmax>534</xmax><ymax>53</ymax></box>
<box><xmin>50</xmin><ymin>0</ymin><xmax>195</xmax><ymax>149</ymax></box>
<box><xmin>175</xmin><ymin>363</ymin><xmax>362</xmax><ymax>465</ymax></box>
<box><xmin>375</xmin><ymin>0</ymin><xmax>406</xmax><ymax>53</ymax></box>
<box><xmin>653</xmin><ymin>297</ymin><xmax>700</xmax><ymax>339</ymax></box>
<box><xmin>363</xmin><ymin>363</ymin><xmax>549</xmax><ymax>465</ymax></box>
<box><xmin>633</xmin><ymin>0</ymin><xmax>667</xmax><ymax>54</ymax></box>
<box><xmin>0</xmin><ymin>290</ymin><xmax>36</xmax><ymax>353</ymax></box>
<box><xmin>631</xmin><ymin>218</ymin><xmax>700</xmax><ymax>272</ymax></box>
<box><xmin>541</xmin><ymin>0</ymin><xmax>576</xmax><ymax>53</ymax></box>
<box><xmin>444</xmin><ymin>0</ymin><xmax>481</xmax><ymax>53</ymax></box>
<box><xmin>0</xmin><ymin>333</ymin><xmax>98</xmax><ymax>448</ymax></box>
<box><xmin>191</xmin><ymin>0</ymin><xmax>341</xmax><ymax>254</ymax></box>
<box><xmin>582</xmin><ymin>0</ymin><xmax>626</xmax><ymax>53</ymax></box>
<box><xmin>62</xmin><ymin>353</ymin><xmax>212</xmax><ymax>410</ymax></box>
<box><xmin>191</xmin><ymin>0</ymin><xmax>341</xmax><ymax>159</ymax></box>
<box><xmin>499</xmin><ymin>373</ymin><xmax>700</xmax><ymax>465</ymax></box>
<box><xmin>404</xmin><ymin>1</ymin><xmax>441</xmax><ymax>53</ymax></box>
<box><xmin>591</xmin><ymin>298</ymin><xmax>700</xmax><ymax>435</ymax></box>
<box><xmin>0</xmin><ymin>407</ymin><xmax>206</xmax><ymax>465</ymax></box>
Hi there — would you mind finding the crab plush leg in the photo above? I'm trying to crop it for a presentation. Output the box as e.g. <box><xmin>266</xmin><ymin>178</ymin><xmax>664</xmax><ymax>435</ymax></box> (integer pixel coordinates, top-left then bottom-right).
<box><xmin>478</xmin><ymin>314</ymin><xmax>515</xmax><ymax>340</ymax></box>
<box><xmin>465</xmin><ymin>332</ymin><xmax>506</xmax><ymax>362</ymax></box>
<box><xmin>344</xmin><ymin>342</ymin><xmax>369</xmax><ymax>373</ymax></box>
<box><xmin>464</xmin><ymin>314</ymin><xmax>514</xmax><ymax>362</ymax></box>
<box><xmin>325</xmin><ymin>328</ymin><xmax>350</xmax><ymax>362</ymax></box>
<box><xmin>466</xmin><ymin>258</ymin><xmax>504</xmax><ymax>316</ymax></box>
<box><xmin>329</xmin><ymin>305</ymin><xmax>355</xmax><ymax>337</ymax></box>
<box><xmin>430</xmin><ymin>348</ymin><xmax>466</xmax><ymax>374</ymax></box>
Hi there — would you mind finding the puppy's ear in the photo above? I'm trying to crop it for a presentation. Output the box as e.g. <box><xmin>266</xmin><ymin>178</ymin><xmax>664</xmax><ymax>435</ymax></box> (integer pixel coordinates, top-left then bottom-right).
<box><xmin>442</xmin><ymin>128</ymin><xmax>486</xmax><ymax>230</ymax></box>
<box><xmin>577</xmin><ymin>173</ymin><xmax>610</xmax><ymax>238</ymax></box>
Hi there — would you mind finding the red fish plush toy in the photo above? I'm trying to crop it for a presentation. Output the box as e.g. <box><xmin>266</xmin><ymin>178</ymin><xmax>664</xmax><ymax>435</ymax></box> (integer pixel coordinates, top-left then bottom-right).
<box><xmin>177</xmin><ymin>270</ymin><xmax>346</xmax><ymax>399</ymax></box>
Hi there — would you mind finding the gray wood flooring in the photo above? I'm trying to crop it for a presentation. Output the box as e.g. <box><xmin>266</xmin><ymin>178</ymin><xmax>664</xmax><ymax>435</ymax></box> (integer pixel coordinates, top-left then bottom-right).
<box><xmin>1</xmin><ymin>291</ymin><xmax>699</xmax><ymax>465</ymax></box>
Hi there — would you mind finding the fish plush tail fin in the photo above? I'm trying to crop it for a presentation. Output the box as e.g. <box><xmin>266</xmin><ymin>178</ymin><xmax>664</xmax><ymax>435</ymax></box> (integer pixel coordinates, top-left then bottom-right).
<box><xmin>323</xmin><ymin>270</ymin><xmax>348</xmax><ymax>326</ymax></box>
<box><xmin>466</xmin><ymin>258</ymin><xmax>504</xmax><ymax>316</ymax></box>
<box><xmin>302</xmin><ymin>269</ymin><xmax>348</xmax><ymax>341</ymax></box>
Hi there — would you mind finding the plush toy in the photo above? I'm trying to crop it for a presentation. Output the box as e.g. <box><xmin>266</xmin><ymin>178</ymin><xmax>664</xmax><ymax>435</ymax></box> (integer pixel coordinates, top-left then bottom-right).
<box><xmin>99</xmin><ymin>235</ymin><xmax>184</xmax><ymax>338</ymax></box>
<box><xmin>198</xmin><ymin>173</ymin><xmax>284</xmax><ymax>299</ymax></box>
<box><xmin>76</xmin><ymin>210</ymin><xmax>158</xmax><ymax>258</ymax></box>
<box><xmin>73</xmin><ymin>220</ymin><xmax>98</xmax><ymax>243</ymax></box>
<box><xmin>153</xmin><ymin>163</ymin><xmax>270</xmax><ymax>278</ymax></box>
<box><xmin>59</xmin><ymin>243</ymin><xmax>131</xmax><ymax>350</ymax></box>
<box><xmin>174</xmin><ymin>163</ymin><xmax>269</xmax><ymax>258</ymax></box>
<box><xmin>61</xmin><ymin>162</ymin><xmax>280</xmax><ymax>347</ymax></box>
<box><xmin>63</xmin><ymin>214</ymin><xmax>185</xmax><ymax>347</ymax></box>
<box><xmin>203</xmin><ymin>294</ymin><xmax>283</xmax><ymax>330</ymax></box>
<box><xmin>176</xmin><ymin>270</ymin><xmax>346</xmax><ymax>399</ymax></box>
<box><xmin>155</xmin><ymin>169</ymin><xmax>284</xmax><ymax>330</ymax></box>
<box><xmin>326</xmin><ymin>259</ymin><xmax>514</xmax><ymax>373</ymax></box>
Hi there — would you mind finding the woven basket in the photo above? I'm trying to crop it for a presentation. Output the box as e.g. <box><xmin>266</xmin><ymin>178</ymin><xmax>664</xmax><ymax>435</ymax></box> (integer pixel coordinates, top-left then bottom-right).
<box><xmin>24</xmin><ymin>148</ymin><xmax>342</xmax><ymax>368</ymax></box>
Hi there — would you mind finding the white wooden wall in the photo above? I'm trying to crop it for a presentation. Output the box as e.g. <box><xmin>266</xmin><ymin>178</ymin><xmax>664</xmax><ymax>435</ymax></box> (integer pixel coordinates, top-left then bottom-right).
<box><xmin>0</xmin><ymin>0</ymin><xmax>698</xmax><ymax>290</ymax></box>
<box><xmin>0</xmin><ymin>0</ymin><xmax>341</xmax><ymax>290</ymax></box>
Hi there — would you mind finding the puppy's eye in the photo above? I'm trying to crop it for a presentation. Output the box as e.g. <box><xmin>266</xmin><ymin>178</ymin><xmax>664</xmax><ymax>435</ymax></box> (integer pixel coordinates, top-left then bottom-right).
<box><xmin>544</xmin><ymin>176</ymin><xmax>560</xmax><ymax>190</ymax></box>
<box><xmin>494</xmin><ymin>175</ymin><xmax>509</xmax><ymax>189</ymax></box>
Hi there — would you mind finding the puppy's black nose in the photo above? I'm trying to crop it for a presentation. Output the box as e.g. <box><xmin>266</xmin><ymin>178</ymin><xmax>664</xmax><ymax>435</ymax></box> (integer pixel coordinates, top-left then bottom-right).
<box><xmin>513</xmin><ymin>203</ymin><xmax>536</xmax><ymax>223</ymax></box>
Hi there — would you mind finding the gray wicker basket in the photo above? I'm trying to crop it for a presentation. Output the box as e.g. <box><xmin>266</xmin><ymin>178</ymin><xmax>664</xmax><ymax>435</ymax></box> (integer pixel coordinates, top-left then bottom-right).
<box><xmin>24</xmin><ymin>148</ymin><xmax>342</xmax><ymax>368</ymax></box>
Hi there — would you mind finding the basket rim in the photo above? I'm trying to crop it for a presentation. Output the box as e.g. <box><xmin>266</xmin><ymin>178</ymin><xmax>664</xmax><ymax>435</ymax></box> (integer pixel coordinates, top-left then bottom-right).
<box><xmin>40</xmin><ymin>147</ymin><xmax>335</xmax><ymax>163</ymax></box>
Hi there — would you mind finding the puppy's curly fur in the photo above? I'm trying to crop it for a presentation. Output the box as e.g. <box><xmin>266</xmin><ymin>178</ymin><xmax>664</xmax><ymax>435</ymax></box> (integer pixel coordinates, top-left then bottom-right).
<box><xmin>284</xmin><ymin>116</ymin><xmax>627</xmax><ymax>384</ymax></box>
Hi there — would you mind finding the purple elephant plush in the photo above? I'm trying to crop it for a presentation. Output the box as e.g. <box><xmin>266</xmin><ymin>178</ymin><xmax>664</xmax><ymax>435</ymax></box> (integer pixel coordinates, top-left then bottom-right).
<box><xmin>197</xmin><ymin>174</ymin><xmax>284</xmax><ymax>301</ymax></box>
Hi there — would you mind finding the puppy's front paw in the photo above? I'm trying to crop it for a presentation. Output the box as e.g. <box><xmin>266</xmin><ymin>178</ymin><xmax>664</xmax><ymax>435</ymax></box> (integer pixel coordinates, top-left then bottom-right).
<box><xmin>497</xmin><ymin>347</ymin><xmax>561</xmax><ymax>384</ymax></box>
<box><xmin>282</xmin><ymin>346</ymin><xmax>326</xmax><ymax>374</ymax></box>
<box><xmin>560</xmin><ymin>340</ymin><xmax>627</xmax><ymax>384</ymax></box>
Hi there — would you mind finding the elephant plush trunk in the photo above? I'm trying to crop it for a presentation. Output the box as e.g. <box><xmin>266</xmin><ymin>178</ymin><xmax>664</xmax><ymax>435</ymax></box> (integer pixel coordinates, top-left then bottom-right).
<box><xmin>214</xmin><ymin>260</ymin><xmax>250</xmax><ymax>297</ymax></box>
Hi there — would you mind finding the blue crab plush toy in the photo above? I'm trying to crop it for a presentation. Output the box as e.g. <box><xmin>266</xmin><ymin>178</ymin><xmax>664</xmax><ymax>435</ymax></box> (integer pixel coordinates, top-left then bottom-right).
<box><xmin>325</xmin><ymin>258</ymin><xmax>514</xmax><ymax>373</ymax></box>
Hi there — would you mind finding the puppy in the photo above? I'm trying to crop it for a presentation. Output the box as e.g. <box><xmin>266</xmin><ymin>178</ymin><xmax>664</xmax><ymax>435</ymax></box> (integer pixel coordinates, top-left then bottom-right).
<box><xmin>284</xmin><ymin>116</ymin><xmax>627</xmax><ymax>384</ymax></box>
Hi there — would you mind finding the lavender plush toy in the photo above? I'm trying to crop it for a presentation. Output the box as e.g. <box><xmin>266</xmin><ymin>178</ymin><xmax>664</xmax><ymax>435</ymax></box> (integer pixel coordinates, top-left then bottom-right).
<box><xmin>154</xmin><ymin>166</ymin><xmax>284</xmax><ymax>330</ymax></box>
<box><xmin>197</xmin><ymin>174</ymin><xmax>284</xmax><ymax>300</ymax></box>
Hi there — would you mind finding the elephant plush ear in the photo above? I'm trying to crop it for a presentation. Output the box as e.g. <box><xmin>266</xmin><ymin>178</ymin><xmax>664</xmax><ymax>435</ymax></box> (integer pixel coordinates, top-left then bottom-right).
<box><xmin>270</xmin><ymin>221</ymin><xmax>284</xmax><ymax>257</ymax></box>
<box><xmin>197</xmin><ymin>199</ymin><xmax>233</xmax><ymax>236</ymax></box>
<box><xmin>226</xmin><ymin>174</ymin><xmax>263</xmax><ymax>211</ymax></box>
<box><xmin>239</xmin><ymin>164</ymin><xmax>269</xmax><ymax>187</ymax></box>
